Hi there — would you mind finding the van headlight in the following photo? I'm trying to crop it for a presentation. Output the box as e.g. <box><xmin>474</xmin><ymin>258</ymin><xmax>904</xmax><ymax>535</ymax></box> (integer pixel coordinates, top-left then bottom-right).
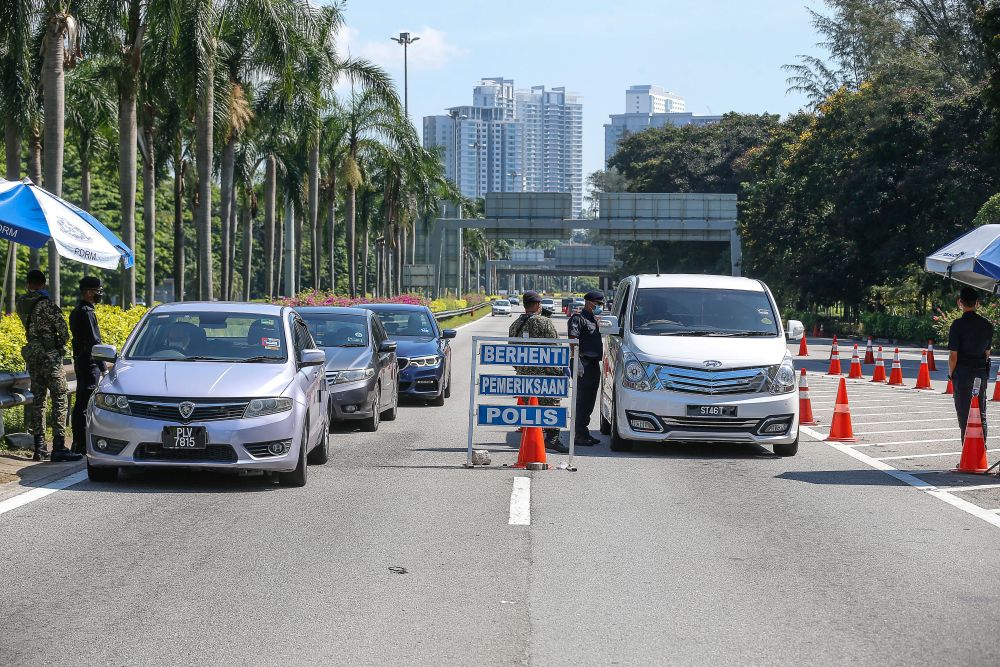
<box><xmin>244</xmin><ymin>397</ymin><xmax>294</xmax><ymax>418</ymax></box>
<box><xmin>95</xmin><ymin>393</ymin><xmax>131</xmax><ymax>415</ymax></box>
<box><xmin>621</xmin><ymin>348</ymin><xmax>651</xmax><ymax>391</ymax></box>
<box><xmin>767</xmin><ymin>357</ymin><xmax>796</xmax><ymax>394</ymax></box>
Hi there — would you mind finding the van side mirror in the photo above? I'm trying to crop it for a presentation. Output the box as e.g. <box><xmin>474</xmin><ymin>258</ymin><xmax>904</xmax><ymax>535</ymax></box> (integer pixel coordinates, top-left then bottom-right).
<box><xmin>786</xmin><ymin>319</ymin><xmax>805</xmax><ymax>341</ymax></box>
<box><xmin>598</xmin><ymin>315</ymin><xmax>621</xmax><ymax>336</ymax></box>
<box><xmin>92</xmin><ymin>344</ymin><xmax>118</xmax><ymax>363</ymax></box>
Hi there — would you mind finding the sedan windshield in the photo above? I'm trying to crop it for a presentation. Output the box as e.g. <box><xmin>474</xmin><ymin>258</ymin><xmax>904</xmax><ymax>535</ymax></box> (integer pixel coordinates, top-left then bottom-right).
<box><xmin>299</xmin><ymin>313</ymin><xmax>370</xmax><ymax>348</ymax></box>
<box><xmin>126</xmin><ymin>312</ymin><xmax>288</xmax><ymax>361</ymax></box>
<box><xmin>374</xmin><ymin>310</ymin><xmax>435</xmax><ymax>337</ymax></box>
<box><xmin>630</xmin><ymin>288</ymin><xmax>779</xmax><ymax>337</ymax></box>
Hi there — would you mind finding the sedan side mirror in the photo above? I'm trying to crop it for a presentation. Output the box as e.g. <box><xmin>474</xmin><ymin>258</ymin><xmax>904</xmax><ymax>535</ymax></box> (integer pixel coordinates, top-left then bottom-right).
<box><xmin>442</xmin><ymin>329</ymin><xmax>457</xmax><ymax>339</ymax></box>
<box><xmin>379</xmin><ymin>340</ymin><xmax>397</xmax><ymax>353</ymax></box>
<box><xmin>786</xmin><ymin>319</ymin><xmax>805</xmax><ymax>341</ymax></box>
<box><xmin>299</xmin><ymin>348</ymin><xmax>326</xmax><ymax>367</ymax></box>
<box><xmin>598</xmin><ymin>315</ymin><xmax>621</xmax><ymax>337</ymax></box>
<box><xmin>92</xmin><ymin>344</ymin><xmax>118</xmax><ymax>363</ymax></box>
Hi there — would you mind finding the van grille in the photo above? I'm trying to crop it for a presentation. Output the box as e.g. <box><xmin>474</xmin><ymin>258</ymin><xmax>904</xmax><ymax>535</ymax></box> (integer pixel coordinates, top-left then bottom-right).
<box><xmin>647</xmin><ymin>364</ymin><xmax>768</xmax><ymax>395</ymax></box>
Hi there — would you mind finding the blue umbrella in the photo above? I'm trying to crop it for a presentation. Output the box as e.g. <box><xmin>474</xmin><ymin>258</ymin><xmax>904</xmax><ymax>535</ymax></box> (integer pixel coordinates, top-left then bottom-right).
<box><xmin>0</xmin><ymin>178</ymin><xmax>134</xmax><ymax>269</ymax></box>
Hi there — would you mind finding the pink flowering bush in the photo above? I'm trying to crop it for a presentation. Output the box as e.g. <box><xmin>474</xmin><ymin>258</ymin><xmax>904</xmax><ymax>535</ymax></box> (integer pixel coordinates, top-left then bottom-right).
<box><xmin>276</xmin><ymin>291</ymin><xmax>430</xmax><ymax>309</ymax></box>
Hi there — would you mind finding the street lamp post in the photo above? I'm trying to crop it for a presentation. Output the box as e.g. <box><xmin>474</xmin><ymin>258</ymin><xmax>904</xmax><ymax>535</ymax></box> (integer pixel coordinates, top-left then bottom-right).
<box><xmin>390</xmin><ymin>32</ymin><xmax>420</xmax><ymax>117</ymax></box>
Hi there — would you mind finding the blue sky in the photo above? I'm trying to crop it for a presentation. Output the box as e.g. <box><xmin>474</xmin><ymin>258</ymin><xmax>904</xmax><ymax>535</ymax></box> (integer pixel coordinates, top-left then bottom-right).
<box><xmin>336</xmin><ymin>0</ymin><xmax>823</xmax><ymax>178</ymax></box>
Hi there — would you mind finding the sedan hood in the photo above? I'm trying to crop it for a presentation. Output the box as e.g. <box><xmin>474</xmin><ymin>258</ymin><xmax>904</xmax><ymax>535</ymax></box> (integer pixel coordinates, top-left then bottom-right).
<box><xmin>106</xmin><ymin>360</ymin><xmax>295</xmax><ymax>398</ymax></box>
<box><xmin>322</xmin><ymin>346</ymin><xmax>372</xmax><ymax>371</ymax></box>
<box><xmin>393</xmin><ymin>337</ymin><xmax>439</xmax><ymax>358</ymax></box>
<box><xmin>627</xmin><ymin>334</ymin><xmax>788</xmax><ymax>369</ymax></box>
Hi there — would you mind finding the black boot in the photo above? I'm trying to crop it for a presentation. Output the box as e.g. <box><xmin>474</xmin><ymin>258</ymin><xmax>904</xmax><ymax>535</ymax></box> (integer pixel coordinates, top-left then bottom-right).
<box><xmin>544</xmin><ymin>429</ymin><xmax>569</xmax><ymax>454</ymax></box>
<box><xmin>50</xmin><ymin>434</ymin><xmax>82</xmax><ymax>462</ymax></box>
<box><xmin>32</xmin><ymin>435</ymin><xmax>50</xmax><ymax>462</ymax></box>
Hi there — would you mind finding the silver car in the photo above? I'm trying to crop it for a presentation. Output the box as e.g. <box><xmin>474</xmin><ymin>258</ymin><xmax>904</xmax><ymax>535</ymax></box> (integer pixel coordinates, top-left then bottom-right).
<box><xmin>85</xmin><ymin>303</ymin><xmax>329</xmax><ymax>486</ymax></box>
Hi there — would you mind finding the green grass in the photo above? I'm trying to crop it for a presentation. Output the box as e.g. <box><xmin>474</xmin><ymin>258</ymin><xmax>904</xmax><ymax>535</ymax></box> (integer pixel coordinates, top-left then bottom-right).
<box><xmin>437</xmin><ymin>305</ymin><xmax>491</xmax><ymax>329</ymax></box>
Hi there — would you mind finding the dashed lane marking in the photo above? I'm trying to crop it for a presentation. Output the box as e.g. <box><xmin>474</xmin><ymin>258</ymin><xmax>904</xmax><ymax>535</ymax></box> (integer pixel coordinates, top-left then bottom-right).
<box><xmin>509</xmin><ymin>476</ymin><xmax>530</xmax><ymax>526</ymax></box>
<box><xmin>801</xmin><ymin>425</ymin><xmax>1000</xmax><ymax>530</ymax></box>
<box><xmin>0</xmin><ymin>470</ymin><xmax>88</xmax><ymax>517</ymax></box>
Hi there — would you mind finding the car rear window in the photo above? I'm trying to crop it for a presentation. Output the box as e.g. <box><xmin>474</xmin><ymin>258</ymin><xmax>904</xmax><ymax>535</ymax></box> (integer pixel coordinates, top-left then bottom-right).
<box><xmin>126</xmin><ymin>312</ymin><xmax>288</xmax><ymax>361</ymax></box>
<box><xmin>299</xmin><ymin>313</ymin><xmax>369</xmax><ymax>348</ymax></box>
<box><xmin>630</xmin><ymin>288</ymin><xmax>779</xmax><ymax>337</ymax></box>
<box><xmin>372</xmin><ymin>310</ymin><xmax>435</xmax><ymax>337</ymax></box>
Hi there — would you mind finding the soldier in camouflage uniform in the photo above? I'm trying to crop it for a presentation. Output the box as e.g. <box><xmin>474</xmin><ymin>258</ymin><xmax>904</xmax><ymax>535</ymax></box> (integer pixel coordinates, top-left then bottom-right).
<box><xmin>16</xmin><ymin>270</ymin><xmax>81</xmax><ymax>462</ymax></box>
<box><xmin>509</xmin><ymin>290</ymin><xmax>568</xmax><ymax>453</ymax></box>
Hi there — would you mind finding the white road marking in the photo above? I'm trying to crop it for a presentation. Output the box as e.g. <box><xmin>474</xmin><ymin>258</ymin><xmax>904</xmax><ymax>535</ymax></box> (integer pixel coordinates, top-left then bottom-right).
<box><xmin>0</xmin><ymin>470</ymin><xmax>89</xmax><ymax>517</ymax></box>
<box><xmin>508</xmin><ymin>476</ymin><xmax>531</xmax><ymax>526</ymax></box>
<box><xmin>854</xmin><ymin>437</ymin><xmax>1000</xmax><ymax>446</ymax></box>
<box><xmin>853</xmin><ymin>417</ymin><xmax>955</xmax><ymax>425</ymax></box>
<box><xmin>938</xmin><ymin>484</ymin><xmax>1000</xmax><ymax>493</ymax></box>
<box><xmin>875</xmin><ymin>449</ymin><xmax>1000</xmax><ymax>461</ymax></box>
<box><xmin>801</xmin><ymin>425</ymin><xmax>1000</xmax><ymax>530</ymax></box>
<box><xmin>856</xmin><ymin>427</ymin><xmax>960</xmax><ymax>435</ymax></box>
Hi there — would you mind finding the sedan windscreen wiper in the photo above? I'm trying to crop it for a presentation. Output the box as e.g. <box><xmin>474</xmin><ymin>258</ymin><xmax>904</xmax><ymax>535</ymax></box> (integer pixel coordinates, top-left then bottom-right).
<box><xmin>241</xmin><ymin>355</ymin><xmax>284</xmax><ymax>362</ymax></box>
<box><xmin>335</xmin><ymin>343</ymin><xmax>367</xmax><ymax>348</ymax></box>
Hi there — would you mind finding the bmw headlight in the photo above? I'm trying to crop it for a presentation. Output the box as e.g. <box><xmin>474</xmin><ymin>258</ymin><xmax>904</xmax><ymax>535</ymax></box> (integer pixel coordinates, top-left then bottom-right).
<box><xmin>767</xmin><ymin>356</ymin><xmax>797</xmax><ymax>394</ymax></box>
<box><xmin>244</xmin><ymin>397</ymin><xmax>294</xmax><ymax>418</ymax></box>
<box><xmin>332</xmin><ymin>367</ymin><xmax>376</xmax><ymax>384</ymax></box>
<box><xmin>95</xmin><ymin>393</ymin><xmax>131</xmax><ymax>415</ymax></box>
<box><xmin>409</xmin><ymin>355</ymin><xmax>442</xmax><ymax>368</ymax></box>
<box><xmin>621</xmin><ymin>348</ymin><xmax>651</xmax><ymax>392</ymax></box>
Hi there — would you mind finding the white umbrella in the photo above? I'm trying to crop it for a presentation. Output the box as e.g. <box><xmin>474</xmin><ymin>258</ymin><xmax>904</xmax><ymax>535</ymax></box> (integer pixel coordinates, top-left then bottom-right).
<box><xmin>925</xmin><ymin>224</ymin><xmax>1000</xmax><ymax>292</ymax></box>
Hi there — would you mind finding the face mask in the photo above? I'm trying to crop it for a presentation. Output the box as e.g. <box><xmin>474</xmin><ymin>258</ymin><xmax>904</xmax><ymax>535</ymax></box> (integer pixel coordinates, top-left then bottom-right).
<box><xmin>594</xmin><ymin>306</ymin><xmax>603</xmax><ymax>315</ymax></box>
<box><xmin>93</xmin><ymin>291</ymin><xmax>103</xmax><ymax>303</ymax></box>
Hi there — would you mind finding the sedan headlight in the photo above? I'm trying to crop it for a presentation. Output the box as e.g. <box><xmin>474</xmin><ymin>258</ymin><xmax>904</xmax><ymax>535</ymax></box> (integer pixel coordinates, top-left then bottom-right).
<box><xmin>408</xmin><ymin>355</ymin><xmax>442</xmax><ymax>368</ymax></box>
<box><xmin>244</xmin><ymin>397</ymin><xmax>294</xmax><ymax>418</ymax></box>
<box><xmin>95</xmin><ymin>392</ymin><xmax>131</xmax><ymax>415</ymax></box>
<box><xmin>620</xmin><ymin>348</ymin><xmax>651</xmax><ymax>392</ymax></box>
<box><xmin>332</xmin><ymin>368</ymin><xmax>376</xmax><ymax>384</ymax></box>
<box><xmin>767</xmin><ymin>356</ymin><xmax>797</xmax><ymax>394</ymax></box>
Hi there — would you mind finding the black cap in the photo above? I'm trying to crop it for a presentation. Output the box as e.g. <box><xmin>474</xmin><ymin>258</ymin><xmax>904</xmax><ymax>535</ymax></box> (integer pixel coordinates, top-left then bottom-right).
<box><xmin>522</xmin><ymin>290</ymin><xmax>542</xmax><ymax>305</ymax></box>
<box><xmin>25</xmin><ymin>269</ymin><xmax>46</xmax><ymax>285</ymax></box>
<box><xmin>79</xmin><ymin>276</ymin><xmax>103</xmax><ymax>291</ymax></box>
<box><xmin>584</xmin><ymin>290</ymin><xmax>605</xmax><ymax>303</ymax></box>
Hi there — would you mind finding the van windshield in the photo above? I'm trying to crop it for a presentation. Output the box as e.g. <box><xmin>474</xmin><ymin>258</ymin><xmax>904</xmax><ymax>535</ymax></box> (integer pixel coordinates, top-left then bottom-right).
<box><xmin>630</xmin><ymin>288</ymin><xmax>779</xmax><ymax>337</ymax></box>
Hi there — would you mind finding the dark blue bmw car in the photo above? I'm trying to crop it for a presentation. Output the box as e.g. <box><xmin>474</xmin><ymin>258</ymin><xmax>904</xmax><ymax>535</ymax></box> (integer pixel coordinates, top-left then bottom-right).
<box><xmin>357</xmin><ymin>304</ymin><xmax>456</xmax><ymax>406</ymax></box>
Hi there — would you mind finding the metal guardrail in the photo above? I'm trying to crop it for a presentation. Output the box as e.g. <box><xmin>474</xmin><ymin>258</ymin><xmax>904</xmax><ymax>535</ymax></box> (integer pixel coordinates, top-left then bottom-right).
<box><xmin>0</xmin><ymin>364</ymin><xmax>77</xmax><ymax>439</ymax></box>
<box><xmin>433</xmin><ymin>301</ymin><xmax>491</xmax><ymax>322</ymax></box>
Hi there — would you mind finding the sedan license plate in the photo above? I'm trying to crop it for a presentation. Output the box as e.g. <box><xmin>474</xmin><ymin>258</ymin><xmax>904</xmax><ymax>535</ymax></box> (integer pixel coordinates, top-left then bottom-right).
<box><xmin>162</xmin><ymin>426</ymin><xmax>207</xmax><ymax>450</ymax></box>
<box><xmin>687</xmin><ymin>405</ymin><xmax>738</xmax><ymax>418</ymax></box>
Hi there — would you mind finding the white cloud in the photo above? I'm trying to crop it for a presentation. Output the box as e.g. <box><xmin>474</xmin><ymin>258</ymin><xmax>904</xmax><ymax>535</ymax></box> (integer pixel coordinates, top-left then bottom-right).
<box><xmin>338</xmin><ymin>25</ymin><xmax>466</xmax><ymax>72</ymax></box>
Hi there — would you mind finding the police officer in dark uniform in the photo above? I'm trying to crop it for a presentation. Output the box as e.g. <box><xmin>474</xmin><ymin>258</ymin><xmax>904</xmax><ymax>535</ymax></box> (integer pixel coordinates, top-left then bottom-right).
<box><xmin>69</xmin><ymin>276</ymin><xmax>106</xmax><ymax>455</ymax></box>
<box><xmin>568</xmin><ymin>290</ymin><xmax>605</xmax><ymax>445</ymax></box>
<box><xmin>948</xmin><ymin>286</ymin><xmax>994</xmax><ymax>442</ymax></box>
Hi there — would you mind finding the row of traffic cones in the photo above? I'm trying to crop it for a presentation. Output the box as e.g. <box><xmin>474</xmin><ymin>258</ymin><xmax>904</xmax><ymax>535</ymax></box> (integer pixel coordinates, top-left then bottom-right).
<box><xmin>825</xmin><ymin>342</ymin><xmax>934</xmax><ymax>391</ymax></box>
<box><xmin>799</xmin><ymin>334</ymin><xmax>937</xmax><ymax>371</ymax></box>
<box><xmin>803</xmin><ymin>370</ymin><xmax>991</xmax><ymax>474</ymax></box>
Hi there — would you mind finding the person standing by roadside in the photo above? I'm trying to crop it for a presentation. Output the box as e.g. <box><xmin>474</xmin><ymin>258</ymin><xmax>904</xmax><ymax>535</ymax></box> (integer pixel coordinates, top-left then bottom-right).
<box><xmin>69</xmin><ymin>276</ymin><xmax>106</xmax><ymax>455</ymax></box>
<box><xmin>16</xmin><ymin>269</ymin><xmax>81</xmax><ymax>462</ymax></box>
<box><xmin>948</xmin><ymin>286</ymin><xmax>994</xmax><ymax>442</ymax></box>
<box><xmin>509</xmin><ymin>290</ymin><xmax>568</xmax><ymax>453</ymax></box>
<box><xmin>568</xmin><ymin>290</ymin><xmax>605</xmax><ymax>446</ymax></box>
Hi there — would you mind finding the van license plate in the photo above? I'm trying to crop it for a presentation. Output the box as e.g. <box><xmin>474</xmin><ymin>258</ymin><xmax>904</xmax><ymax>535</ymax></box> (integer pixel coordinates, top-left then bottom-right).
<box><xmin>688</xmin><ymin>405</ymin><xmax>737</xmax><ymax>418</ymax></box>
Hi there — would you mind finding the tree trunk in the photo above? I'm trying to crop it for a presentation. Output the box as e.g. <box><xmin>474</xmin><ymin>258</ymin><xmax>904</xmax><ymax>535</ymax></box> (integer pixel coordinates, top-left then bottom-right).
<box><xmin>240</xmin><ymin>201</ymin><xmax>252</xmax><ymax>300</ymax></box>
<box><xmin>346</xmin><ymin>184</ymin><xmax>356</xmax><ymax>297</ymax></box>
<box><xmin>42</xmin><ymin>14</ymin><xmax>65</xmax><ymax>305</ymax></box>
<box><xmin>284</xmin><ymin>196</ymin><xmax>295</xmax><ymax>297</ymax></box>
<box><xmin>172</xmin><ymin>146</ymin><xmax>185</xmax><ymax>301</ymax></box>
<box><xmin>219</xmin><ymin>135</ymin><xmax>234</xmax><ymax>301</ymax></box>
<box><xmin>396</xmin><ymin>227</ymin><xmax>403</xmax><ymax>295</ymax></box>
<box><xmin>142</xmin><ymin>124</ymin><xmax>155</xmax><ymax>307</ymax></box>
<box><xmin>28</xmin><ymin>127</ymin><xmax>41</xmax><ymax>269</ymax></box>
<box><xmin>327</xmin><ymin>172</ymin><xmax>337</xmax><ymax>292</ymax></box>
<box><xmin>228</xmin><ymin>187</ymin><xmax>237</xmax><ymax>299</ymax></box>
<box><xmin>4</xmin><ymin>122</ymin><xmax>21</xmax><ymax>314</ymax></box>
<box><xmin>276</xmin><ymin>207</ymin><xmax>284</xmax><ymax>296</ymax></box>
<box><xmin>195</xmin><ymin>67</ymin><xmax>214</xmax><ymax>300</ymax></box>
<box><xmin>119</xmin><ymin>90</ymin><xmax>138</xmax><ymax>306</ymax></box>
<box><xmin>362</xmin><ymin>226</ymin><xmax>370</xmax><ymax>297</ymax></box>
<box><xmin>264</xmin><ymin>154</ymin><xmax>276</xmax><ymax>299</ymax></box>
<box><xmin>308</xmin><ymin>138</ymin><xmax>320</xmax><ymax>291</ymax></box>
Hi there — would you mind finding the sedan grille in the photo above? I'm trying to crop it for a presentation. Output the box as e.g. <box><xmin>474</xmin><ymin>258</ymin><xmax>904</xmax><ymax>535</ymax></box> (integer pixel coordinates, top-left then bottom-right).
<box><xmin>646</xmin><ymin>364</ymin><xmax>768</xmax><ymax>395</ymax></box>
<box><xmin>134</xmin><ymin>443</ymin><xmax>238</xmax><ymax>463</ymax></box>
<box><xmin>128</xmin><ymin>398</ymin><xmax>250</xmax><ymax>423</ymax></box>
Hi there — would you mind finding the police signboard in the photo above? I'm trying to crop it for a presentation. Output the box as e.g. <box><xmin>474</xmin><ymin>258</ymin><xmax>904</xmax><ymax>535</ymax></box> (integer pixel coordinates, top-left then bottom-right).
<box><xmin>479</xmin><ymin>343</ymin><xmax>570</xmax><ymax>367</ymax></box>
<box><xmin>478</xmin><ymin>374</ymin><xmax>569</xmax><ymax>398</ymax></box>
<box><xmin>477</xmin><ymin>405</ymin><xmax>568</xmax><ymax>428</ymax></box>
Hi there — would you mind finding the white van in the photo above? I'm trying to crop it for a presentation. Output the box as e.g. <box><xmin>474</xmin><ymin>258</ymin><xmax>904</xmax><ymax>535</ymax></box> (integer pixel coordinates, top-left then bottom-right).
<box><xmin>598</xmin><ymin>274</ymin><xmax>804</xmax><ymax>456</ymax></box>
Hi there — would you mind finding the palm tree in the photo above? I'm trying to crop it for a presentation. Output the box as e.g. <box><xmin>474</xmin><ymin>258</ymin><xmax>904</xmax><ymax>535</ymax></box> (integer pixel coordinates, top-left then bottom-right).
<box><xmin>319</xmin><ymin>103</ymin><xmax>349</xmax><ymax>291</ymax></box>
<box><xmin>65</xmin><ymin>58</ymin><xmax>116</xmax><ymax>215</ymax></box>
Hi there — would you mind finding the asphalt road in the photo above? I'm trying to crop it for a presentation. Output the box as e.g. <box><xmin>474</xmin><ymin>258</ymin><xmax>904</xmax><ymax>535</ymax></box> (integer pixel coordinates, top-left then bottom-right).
<box><xmin>2</xmin><ymin>310</ymin><xmax>1000</xmax><ymax>666</ymax></box>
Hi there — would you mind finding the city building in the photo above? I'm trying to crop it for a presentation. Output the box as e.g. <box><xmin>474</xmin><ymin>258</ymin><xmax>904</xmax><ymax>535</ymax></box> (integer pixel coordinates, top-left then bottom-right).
<box><xmin>423</xmin><ymin>78</ymin><xmax>584</xmax><ymax>215</ymax></box>
<box><xmin>604</xmin><ymin>85</ymin><xmax>722</xmax><ymax>165</ymax></box>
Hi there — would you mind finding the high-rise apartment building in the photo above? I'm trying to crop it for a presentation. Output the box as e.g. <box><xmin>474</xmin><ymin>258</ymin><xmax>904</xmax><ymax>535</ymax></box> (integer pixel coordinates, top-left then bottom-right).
<box><xmin>424</xmin><ymin>78</ymin><xmax>584</xmax><ymax>215</ymax></box>
<box><xmin>604</xmin><ymin>85</ymin><xmax>721</xmax><ymax>165</ymax></box>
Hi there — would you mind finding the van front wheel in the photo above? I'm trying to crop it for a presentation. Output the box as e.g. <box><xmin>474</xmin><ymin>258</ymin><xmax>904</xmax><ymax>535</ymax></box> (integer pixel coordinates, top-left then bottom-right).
<box><xmin>773</xmin><ymin>436</ymin><xmax>799</xmax><ymax>457</ymax></box>
<box><xmin>609</xmin><ymin>392</ymin><xmax>634</xmax><ymax>452</ymax></box>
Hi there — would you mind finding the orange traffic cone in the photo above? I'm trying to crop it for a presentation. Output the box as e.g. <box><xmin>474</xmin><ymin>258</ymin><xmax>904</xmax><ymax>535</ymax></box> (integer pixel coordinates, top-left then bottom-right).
<box><xmin>927</xmin><ymin>341</ymin><xmax>937</xmax><ymax>372</ymax></box>
<box><xmin>812</xmin><ymin>322</ymin><xmax>820</xmax><ymax>338</ymax></box>
<box><xmin>914</xmin><ymin>350</ymin><xmax>933</xmax><ymax>390</ymax></box>
<box><xmin>870</xmin><ymin>346</ymin><xmax>887</xmax><ymax>383</ymax></box>
<box><xmin>953</xmin><ymin>395</ymin><xmax>989</xmax><ymax>473</ymax></box>
<box><xmin>827</xmin><ymin>338</ymin><xmax>843</xmax><ymax>375</ymax></box>
<box><xmin>825</xmin><ymin>377</ymin><xmax>857</xmax><ymax>442</ymax></box>
<box><xmin>513</xmin><ymin>397</ymin><xmax>547</xmax><ymax>468</ymax></box>
<box><xmin>828</xmin><ymin>335</ymin><xmax>838</xmax><ymax>361</ymax></box>
<box><xmin>888</xmin><ymin>348</ymin><xmax>904</xmax><ymax>386</ymax></box>
<box><xmin>992</xmin><ymin>379</ymin><xmax>1000</xmax><ymax>403</ymax></box>
<box><xmin>848</xmin><ymin>344</ymin><xmax>864</xmax><ymax>379</ymax></box>
<box><xmin>799</xmin><ymin>369</ymin><xmax>817</xmax><ymax>426</ymax></box>
<box><xmin>797</xmin><ymin>336</ymin><xmax>809</xmax><ymax>357</ymax></box>
<box><xmin>863</xmin><ymin>337</ymin><xmax>875</xmax><ymax>365</ymax></box>
<box><xmin>944</xmin><ymin>378</ymin><xmax>954</xmax><ymax>395</ymax></box>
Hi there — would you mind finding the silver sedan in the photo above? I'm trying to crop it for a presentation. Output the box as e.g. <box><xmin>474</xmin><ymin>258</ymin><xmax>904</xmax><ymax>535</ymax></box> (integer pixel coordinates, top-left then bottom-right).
<box><xmin>85</xmin><ymin>302</ymin><xmax>329</xmax><ymax>486</ymax></box>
